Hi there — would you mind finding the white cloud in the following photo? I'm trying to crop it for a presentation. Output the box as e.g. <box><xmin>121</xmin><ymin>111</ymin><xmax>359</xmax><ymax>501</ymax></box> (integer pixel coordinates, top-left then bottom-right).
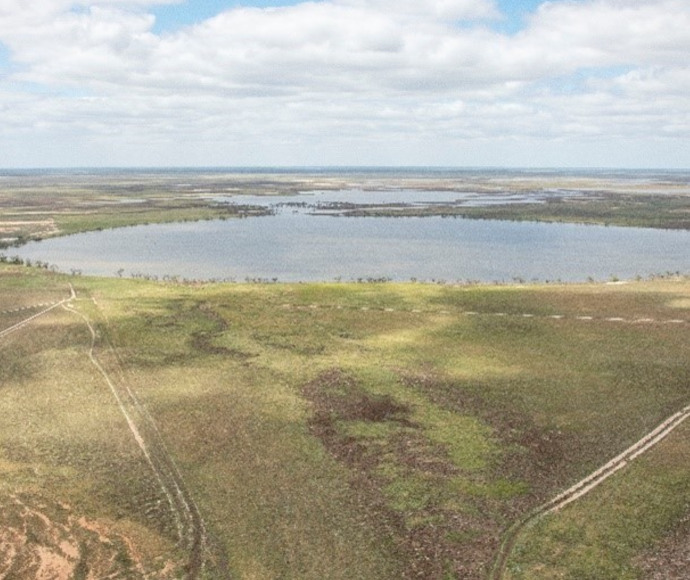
<box><xmin>338</xmin><ymin>0</ymin><xmax>499</xmax><ymax>20</ymax></box>
<box><xmin>522</xmin><ymin>0</ymin><xmax>690</xmax><ymax>67</ymax></box>
<box><xmin>0</xmin><ymin>0</ymin><xmax>688</xmax><ymax>167</ymax></box>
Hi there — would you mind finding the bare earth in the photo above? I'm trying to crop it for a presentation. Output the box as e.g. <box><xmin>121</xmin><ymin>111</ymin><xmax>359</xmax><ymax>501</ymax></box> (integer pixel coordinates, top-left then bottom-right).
<box><xmin>0</xmin><ymin>492</ymin><xmax>180</xmax><ymax>579</ymax></box>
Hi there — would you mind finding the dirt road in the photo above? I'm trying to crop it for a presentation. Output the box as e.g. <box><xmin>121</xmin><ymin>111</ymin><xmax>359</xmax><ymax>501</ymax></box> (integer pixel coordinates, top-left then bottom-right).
<box><xmin>63</xmin><ymin>295</ymin><xmax>228</xmax><ymax>579</ymax></box>
<box><xmin>489</xmin><ymin>402</ymin><xmax>690</xmax><ymax>579</ymax></box>
<box><xmin>0</xmin><ymin>284</ymin><xmax>75</xmax><ymax>340</ymax></box>
<box><xmin>0</xmin><ymin>284</ymin><xmax>226</xmax><ymax>578</ymax></box>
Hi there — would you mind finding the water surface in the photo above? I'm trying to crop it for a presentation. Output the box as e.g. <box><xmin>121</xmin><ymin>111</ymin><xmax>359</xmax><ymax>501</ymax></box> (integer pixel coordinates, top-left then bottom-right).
<box><xmin>13</xmin><ymin>203</ymin><xmax>689</xmax><ymax>282</ymax></box>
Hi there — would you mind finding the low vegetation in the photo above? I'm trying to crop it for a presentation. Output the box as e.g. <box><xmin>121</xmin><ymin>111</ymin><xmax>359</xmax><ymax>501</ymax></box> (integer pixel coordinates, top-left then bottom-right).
<box><xmin>334</xmin><ymin>192</ymin><xmax>690</xmax><ymax>229</ymax></box>
<box><xmin>1</xmin><ymin>171</ymin><xmax>688</xmax><ymax>249</ymax></box>
<box><xmin>0</xmin><ymin>171</ymin><xmax>278</xmax><ymax>247</ymax></box>
<box><xmin>1</xmin><ymin>263</ymin><xmax>688</xmax><ymax>578</ymax></box>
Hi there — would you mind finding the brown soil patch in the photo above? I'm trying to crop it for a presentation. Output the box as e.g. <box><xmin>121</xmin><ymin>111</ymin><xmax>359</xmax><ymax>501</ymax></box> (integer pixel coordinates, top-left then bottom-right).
<box><xmin>302</xmin><ymin>369</ymin><xmax>505</xmax><ymax>579</ymax></box>
<box><xmin>0</xmin><ymin>492</ymin><xmax>183</xmax><ymax>579</ymax></box>
<box><xmin>403</xmin><ymin>372</ymin><xmax>580</xmax><ymax>508</ymax></box>
<box><xmin>0</xmin><ymin>219</ymin><xmax>57</xmax><ymax>237</ymax></box>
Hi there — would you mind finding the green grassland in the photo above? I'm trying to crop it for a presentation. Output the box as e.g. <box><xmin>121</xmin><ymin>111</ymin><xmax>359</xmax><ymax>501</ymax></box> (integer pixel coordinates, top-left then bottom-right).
<box><xmin>340</xmin><ymin>192</ymin><xmax>690</xmax><ymax>229</ymax></box>
<box><xmin>1</xmin><ymin>172</ymin><xmax>688</xmax><ymax>250</ymax></box>
<box><xmin>0</xmin><ymin>172</ymin><xmax>276</xmax><ymax>247</ymax></box>
<box><xmin>1</xmin><ymin>264</ymin><xmax>688</xmax><ymax>578</ymax></box>
<box><xmin>507</xmin><ymin>420</ymin><xmax>690</xmax><ymax>579</ymax></box>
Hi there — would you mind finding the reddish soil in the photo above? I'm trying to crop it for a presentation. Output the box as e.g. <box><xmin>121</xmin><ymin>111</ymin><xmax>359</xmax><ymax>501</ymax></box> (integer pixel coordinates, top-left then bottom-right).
<box><xmin>0</xmin><ymin>492</ymin><xmax>183</xmax><ymax>579</ymax></box>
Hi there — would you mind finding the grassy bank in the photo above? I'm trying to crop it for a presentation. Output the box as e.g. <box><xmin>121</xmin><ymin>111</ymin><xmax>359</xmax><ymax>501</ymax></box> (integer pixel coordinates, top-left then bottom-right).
<box><xmin>339</xmin><ymin>192</ymin><xmax>690</xmax><ymax>229</ymax></box>
<box><xmin>1</xmin><ymin>265</ymin><xmax>689</xmax><ymax>578</ymax></box>
<box><xmin>0</xmin><ymin>173</ymin><xmax>274</xmax><ymax>246</ymax></box>
<box><xmin>2</xmin><ymin>172</ymin><xmax>688</xmax><ymax>249</ymax></box>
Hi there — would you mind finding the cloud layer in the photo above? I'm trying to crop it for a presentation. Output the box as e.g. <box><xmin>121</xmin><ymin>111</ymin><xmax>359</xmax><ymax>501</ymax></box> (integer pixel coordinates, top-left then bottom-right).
<box><xmin>1</xmin><ymin>0</ymin><xmax>689</xmax><ymax>167</ymax></box>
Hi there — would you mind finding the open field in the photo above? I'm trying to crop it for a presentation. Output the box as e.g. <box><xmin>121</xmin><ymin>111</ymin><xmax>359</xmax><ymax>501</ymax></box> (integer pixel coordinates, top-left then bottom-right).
<box><xmin>1</xmin><ymin>170</ymin><xmax>688</xmax><ymax>248</ymax></box>
<box><xmin>1</xmin><ymin>263</ymin><xmax>689</xmax><ymax>578</ymax></box>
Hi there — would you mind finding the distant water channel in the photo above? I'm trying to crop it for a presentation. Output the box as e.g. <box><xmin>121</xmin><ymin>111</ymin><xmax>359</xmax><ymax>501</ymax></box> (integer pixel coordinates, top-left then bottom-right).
<box><xmin>12</xmin><ymin>189</ymin><xmax>690</xmax><ymax>283</ymax></box>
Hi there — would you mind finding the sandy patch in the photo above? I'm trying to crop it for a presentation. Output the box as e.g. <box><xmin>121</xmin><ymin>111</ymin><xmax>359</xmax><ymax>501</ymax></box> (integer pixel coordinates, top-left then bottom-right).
<box><xmin>0</xmin><ymin>493</ymin><xmax>183</xmax><ymax>579</ymax></box>
<box><xmin>0</xmin><ymin>218</ymin><xmax>57</xmax><ymax>235</ymax></box>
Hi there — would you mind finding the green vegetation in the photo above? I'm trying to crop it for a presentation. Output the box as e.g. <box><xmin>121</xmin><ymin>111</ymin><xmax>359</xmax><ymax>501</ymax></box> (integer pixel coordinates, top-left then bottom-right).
<box><xmin>507</xmin><ymin>421</ymin><xmax>690</xmax><ymax>579</ymax></box>
<box><xmin>339</xmin><ymin>192</ymin><xmax>690</xmax><ymax>229</ymax></box>
<box><xmin>1</xmin><ymin>264</ymin><xmax>688</xmax><ymax>578</ymax></box>
<box><xmin>1</xmin><ymin>172</ymin><xmax>688</xmax><ymax>250</ymax></box>
<box><xmin>0</xmin><ymin>172</ymin><xmax>276</xmax><ymax>247</ymax></box>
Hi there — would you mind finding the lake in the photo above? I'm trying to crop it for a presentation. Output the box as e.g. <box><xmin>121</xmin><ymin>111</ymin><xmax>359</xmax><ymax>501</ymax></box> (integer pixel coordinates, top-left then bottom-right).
<box><xmin>10</xmin><ymin>187</ymin><xmax>690</xmax><ymax>282</ymax></box>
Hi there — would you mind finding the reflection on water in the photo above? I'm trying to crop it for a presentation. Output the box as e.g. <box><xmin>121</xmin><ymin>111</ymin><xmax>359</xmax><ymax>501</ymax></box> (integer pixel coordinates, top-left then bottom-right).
<box><xmin>12</xmin><ymin>197</ymin><xmax>690</xmax><ymax>282</ymax></box>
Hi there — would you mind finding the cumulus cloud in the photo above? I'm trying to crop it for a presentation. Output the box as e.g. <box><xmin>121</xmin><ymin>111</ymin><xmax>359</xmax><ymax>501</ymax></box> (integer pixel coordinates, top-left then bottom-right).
<box><xmin>338</xmin><ymin>0</ymin><xmax>499</xmax><ymax>20</ymax></box>
<box><xmin>0</xmin><ymin>0</ymin><xmax>688</xmax><ymax>167</ymax></box>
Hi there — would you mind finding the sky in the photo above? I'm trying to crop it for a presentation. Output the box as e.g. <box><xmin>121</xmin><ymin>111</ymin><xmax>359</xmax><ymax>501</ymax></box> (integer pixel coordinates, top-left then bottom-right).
<box><xmin>0</xmin><ymin>0</ymin><xmax>688</xmax><ymax>168</ymax></box>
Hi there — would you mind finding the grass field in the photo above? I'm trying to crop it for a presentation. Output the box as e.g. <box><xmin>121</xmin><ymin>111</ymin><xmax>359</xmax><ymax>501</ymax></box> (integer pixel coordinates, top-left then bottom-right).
<box><xmin>1</xmin><ymin>264</ymin><xmax>689</xmax><ymax>578</ymax></box>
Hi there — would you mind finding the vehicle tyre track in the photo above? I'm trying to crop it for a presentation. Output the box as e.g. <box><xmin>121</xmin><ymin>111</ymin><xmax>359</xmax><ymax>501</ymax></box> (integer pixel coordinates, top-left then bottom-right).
<box><xmin>280</xmin><ymin>302</ymin><xmax>688</xmax><ymax>325</ymax></box>
<box><xmin>4</xmin><ymin>286</ymin><xmax>685</xmax><ymax>579</ymax></box>
<box><xmin>488</xmin><ymin>403</ymin><xmax>690</xmax><ymax>580</ymax></box>
<box><xmin>0</xmin><ymin>285</ymin><xmax>75</xmax><ymax>340</ymax></box>
<box><xmin>0</xmin><ymin>301</ymin><xmax>55</xmax><ymax>315</ymax></box>
<box><xmin>62</xmin><ymin>295</ymin><xmax>227</xmax><ymax>579</ymax></box>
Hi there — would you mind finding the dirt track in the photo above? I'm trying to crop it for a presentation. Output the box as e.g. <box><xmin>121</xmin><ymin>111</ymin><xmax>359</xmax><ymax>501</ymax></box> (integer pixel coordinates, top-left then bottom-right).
<box><xmin>0</xmin><ymin>284</ymin><xmax>227</xmax><ymax>579</ymax></box>
<box><xmin>489</xmin><ymin>403</ymin><xmax>690</xmax><ymax>579</ymax></box>
<box><xmin>63</xmin><ymin>294</ymin><xmax>227</xmax><ymax>579</ymax></box>
<box><xmin>3</xmin><ymin>285</ymin><xmax>687</xmax><ymax>579</ymax></box>
<box><xmin>0</xmin><ymin>284</ymin><xmax>75</xmax><ymax>339</ymax></box>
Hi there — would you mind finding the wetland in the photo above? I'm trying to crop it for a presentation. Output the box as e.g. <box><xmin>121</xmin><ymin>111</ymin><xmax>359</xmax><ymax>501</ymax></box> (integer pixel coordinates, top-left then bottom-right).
<box><xmin>2</xmin><ymin>168</ymin><xmax>689</xmax><ymax>282</ymax></box>
<box><xmin>1</xmin><ymin>167</ymin><xmax>689</xmax><ymax>579</ymax></box>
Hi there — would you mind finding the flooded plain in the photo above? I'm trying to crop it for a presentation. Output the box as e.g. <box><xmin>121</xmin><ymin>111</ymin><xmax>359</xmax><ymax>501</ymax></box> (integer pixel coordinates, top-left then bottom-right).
<box><xmin>12</xmin><ymin>186</ymin><xmax>690</xmax><ymax>282</ymax></box>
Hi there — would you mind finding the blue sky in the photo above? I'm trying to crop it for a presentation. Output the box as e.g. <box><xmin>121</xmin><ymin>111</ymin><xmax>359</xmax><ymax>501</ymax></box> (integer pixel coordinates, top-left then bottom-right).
<box><xmin>0</xmin><ymin>0</ymin><xmax>688</xmax><ymax>168</ymax></box>
<box><xmin>152</xmin><ymin>1</ymin><xmax>289</xmax><ymax>33</ymax></box>
<box><xmin>494</xmin><ymin>0</ymin><xmax>550</xmax><ymax>33</ymax></box>
<box><xmin>152</xmin><ymin>0</ymin><xmax>550</xmax><ymax>34</ymax></box>
<box><xmin>0</xmin><ymin>42</ymin><xmax>10</xmax><ymax>72</ymax></box>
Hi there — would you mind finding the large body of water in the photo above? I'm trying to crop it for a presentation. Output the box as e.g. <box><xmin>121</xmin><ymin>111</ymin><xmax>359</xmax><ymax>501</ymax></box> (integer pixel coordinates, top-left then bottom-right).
<box><xmin>11</xmin><ymin>185</ymin><xmax>690</xmax><ymax>282</ymax></box>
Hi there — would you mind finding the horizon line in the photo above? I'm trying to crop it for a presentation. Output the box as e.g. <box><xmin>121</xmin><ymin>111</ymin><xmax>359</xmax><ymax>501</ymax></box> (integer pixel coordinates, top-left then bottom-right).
<box><xmin>2</xmin><ymin>165</ymin><xmax>689</xmax><ymax>173</ymax></box>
